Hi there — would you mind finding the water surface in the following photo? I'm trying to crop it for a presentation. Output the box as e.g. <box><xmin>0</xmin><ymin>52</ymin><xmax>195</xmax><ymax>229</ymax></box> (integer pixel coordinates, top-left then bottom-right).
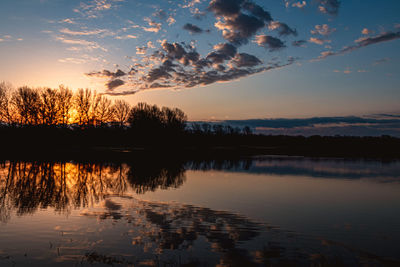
<box><xmin>0</xmin><ymin>157</ymin><xmax>399</xmax><ymax>266</ymax></box>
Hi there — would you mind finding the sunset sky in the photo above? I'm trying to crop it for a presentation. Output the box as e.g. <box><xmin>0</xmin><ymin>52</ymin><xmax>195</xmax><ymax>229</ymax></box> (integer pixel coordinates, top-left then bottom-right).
<box><xmin>0</xmin><ymin>0</ymin><xmax>399</xmax><ymax>121</ymax></box>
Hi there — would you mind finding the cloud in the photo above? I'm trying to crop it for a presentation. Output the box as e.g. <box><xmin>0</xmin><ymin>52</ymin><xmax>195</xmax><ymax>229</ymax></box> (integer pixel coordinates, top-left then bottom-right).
<box><xmin>292</xmin><ymin>40</ymin><xmax>307</xmax><ymax>47</ymax></box>
<box><xmin>284</xmin><ymin>0</ymin><xmax>306</xmax><ymax>9</ymax></box>
<box><xmin>58</xmin><ymin>58</ymin><xmax>87</xmax><ymax>64</ymax></box>
<box><xmin>255</xmin><ymin>35</ymin><xmax>286</xmax><ymax>51</ymax></box>
<box><xmin>268</xmin><ymin>21</ymin><xmax>297</xmax><ymax>36</ymax></box>
<box><xmin>74</xmin><ymin>0</ymin><xmax>123</xmax><ymax>18</ymax></box>
<box><xmin>167</xmin><ymin>16</ymin><xmax>176</xmax><ymax>25</ymax></box>
<box><xmin>316</xmin><ymin>0</ymin><xmax>340</xmax><ymax>15</ymax></box>
<box><xmin>311</xmin><ymin>24</ymin><xmax>336</xmax><ymax>36</ymax></box>
<box><xmin>56</xmin><ymin>36</ymin><xmax>107</xmax><ymax>51</ymax></box>
<box><xmin>210</xmin><ymin>0</ymin><xmax>274</xmax><ymax>45</ymax></box>
<box><xmin>362</xmin><ymin>28</ymin><xmax>373</xmax><ymax>35</ymax></box>
<box><xmin>91</xmin><ymin>38</ymin><xmax>296</xmax><ymax>95</ymax></box>
<box><xmin>142</xmin><ymin>17</ymin><xmax>162</xmax><ymax>33</ymax></box>
<box><xmin>60</xmin><ymin>18</ymin><xmax>76</xmax><ymax>24</ymax></box>
<box><xmin>230</xmin><ymin>53</ymin><xmax>262</xmax><ymax>67</ymax></box>
<box><xmin>115</xmin><ymin>34</ymin><xmax>137</xmax><ymax>39</ymax></box>
<box><xmin>86</xmin><ymin>69</ymin><xmax>126</xmax><ymax>78</ymax></box>
<box><xmin>333</xmin><ymin>68</ymin><xmax>351</xmax><ymax>74</ymax></box>
<box><xmin>316</xmin><ymin>31</ymin><xmax>400</xmax><ymax>60</ymax></box>
<box><xmin>153</xmin><ymin>9</ymin><xmax>167</xmax><ymax>20</ymax></box>
<box><xmin>206</xmin><ymin>43</ymin><xmax>237</xmax><ymax>63</ymax></box>
<box><xmin>136</xmin><ymin>46</ymin><xmax>147</xmax><ymax>54</ymax></box>
<box><xmin>60</xmin><ymin>28</ymin><xmax>109</xmax><ymax>36</ymax></box>
<box><xmin>106</xmin><ymin>79</ymin><xmax>125</xmax><ymax>90</ymax></box>
<box><xmin>183</xmin><ymin>23</ymin><xmax>204</xmax><ymax>34</ymax></box>
<box><xmin>215</xmin><ymin>13</ymin><xmax>265</xmax><ymax>45</ymax></box>
<box><xmin>309</xmin><ymin>37</ymin><xmax>331</xmax><ymax>45</ymax></box>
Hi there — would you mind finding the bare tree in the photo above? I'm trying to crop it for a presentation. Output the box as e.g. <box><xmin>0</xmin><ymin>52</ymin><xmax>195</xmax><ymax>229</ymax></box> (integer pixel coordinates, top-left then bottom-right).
<box><xmin>11</xmin><ymin>86</ymin><xmax>41</xmax><ymax>125</ymax></box>
<box><xmin>74</xmin><ymin>88</ymin><xmax>93</xmax><ymax>126</ymax></box>
<box><xmin>57</xmin><ymin>85</ymin><xmax>73</xmax><ymax>125</ymax></box>
<box><xmin>0</xmin><ymin>82</ymin><xmax>15</xmax><ymax>125</ymax></box>
<box><xmin>39</xmin><ymin>88</ymin><xmax>60</xmax><ymax>125</ymax></box>
<box><xmin>94</xmin><ymin>95</ymin><xmax>114</xmax><ymax>126</ymax></box>
<box><xmin>113</xmin><ymin>100</ymin><xmax>130</xmax><ymax>127</ymax></box>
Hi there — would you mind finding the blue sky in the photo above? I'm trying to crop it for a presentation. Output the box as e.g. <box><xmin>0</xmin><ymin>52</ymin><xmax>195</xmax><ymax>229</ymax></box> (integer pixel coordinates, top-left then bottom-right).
<box><xmin>0</xmin><ymin>0</ymin><xmax>399</xmax><ymax>121</ymax></box>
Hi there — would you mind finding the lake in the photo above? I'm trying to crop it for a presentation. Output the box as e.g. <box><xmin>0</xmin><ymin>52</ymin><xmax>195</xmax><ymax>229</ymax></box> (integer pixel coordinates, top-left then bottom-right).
<box><xmin>0</xmin><ymin>156</ymin><xmax>399</xmax><ymax>266</ymax></box>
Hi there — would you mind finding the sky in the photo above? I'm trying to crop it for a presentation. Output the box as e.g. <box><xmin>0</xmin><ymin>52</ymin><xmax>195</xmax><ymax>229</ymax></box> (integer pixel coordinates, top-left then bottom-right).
<box><xmin>0</xmin><ymin>0</ymin><xmax>399</xmax><ymax>122</ymax></box>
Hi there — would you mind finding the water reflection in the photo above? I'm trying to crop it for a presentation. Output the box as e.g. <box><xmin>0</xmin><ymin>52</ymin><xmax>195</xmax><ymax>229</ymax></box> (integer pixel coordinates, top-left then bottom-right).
<box><xmin>1</xmin><ymin>157</ymin><xmax>400</xmax><ymax>222</ymax></box>
<box><xmin>0</xmin><ymin>158</ymin><xmax>399</xmax><ymax>266</ymax></box>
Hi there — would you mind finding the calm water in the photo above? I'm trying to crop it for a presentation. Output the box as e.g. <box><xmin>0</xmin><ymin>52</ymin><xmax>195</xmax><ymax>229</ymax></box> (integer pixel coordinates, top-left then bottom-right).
<box><xmin>0</xmin><ymin>157</ymin><xmax>399</xmax><ymax>266</ymax></box>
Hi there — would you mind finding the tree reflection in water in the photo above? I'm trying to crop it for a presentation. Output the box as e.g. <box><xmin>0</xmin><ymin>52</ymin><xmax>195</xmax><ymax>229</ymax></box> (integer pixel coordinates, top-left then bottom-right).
<box><xmin>0</xmin><ymin>159</ymin><xmax>398</xmax><ymax>266</ymax></box>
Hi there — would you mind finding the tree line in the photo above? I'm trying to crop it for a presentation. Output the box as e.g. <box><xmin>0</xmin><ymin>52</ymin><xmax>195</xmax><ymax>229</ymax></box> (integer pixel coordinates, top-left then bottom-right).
<box><xmin>0</xmin><ymin>82</ymin><xmax>131</xmax><ymax>127</ymax></box>
<box><xmin>0</xmin><ymin>82</ymin><xmax>188</xmax><ymax>131</ymax></box>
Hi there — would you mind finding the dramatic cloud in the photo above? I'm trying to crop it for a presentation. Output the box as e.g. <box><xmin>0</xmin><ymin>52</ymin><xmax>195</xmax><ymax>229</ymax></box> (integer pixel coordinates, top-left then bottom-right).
<box><xmin>93</xmin><ymin>38</ymin><xmax>296</xmax><ymax>96</ymax></box>
<box><xmin>255</xmin><ymin>35</ymin><xmax>285</xmax><ymax>51</ymax></box>
<box><xmin>106</xmin><ymin>79</ymin><xmax>125</xmax><ymax>90</ymax></box>
<box><xmin>206</xmin><ymin>43</ymin><xmax>237</xmax><ymax>63</ymax></box>
<box><xmin>230</xmin><ymin>53</ymin><xmax>262</xmax><ymax>67</ymax></box>
<box><xmin>183</xmin><ymin>23</ymin><xmax>204</xmax><ymax>34</ymax></box>
<box><xmin>268</xmin><ymin>21</ymin><xmax>297</xmax><ymax>36</ymax></box>
<box><xmin>210</xmin><ymin>0</ymin><xmax>275</xmax><ymax>45</ymax></box>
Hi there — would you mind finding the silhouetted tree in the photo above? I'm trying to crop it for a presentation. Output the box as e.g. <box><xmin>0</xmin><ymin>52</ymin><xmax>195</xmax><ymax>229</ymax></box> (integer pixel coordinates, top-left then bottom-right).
<box><xmin>113</xmin><ymin>100</ymin><xmax>130</xmax><ymax>127</ymax></box>
<box><xmin>0</xmin><ymin>82</ymin><xmax>15</xmax><ymax>125</ymax></box>
<box><xmin>94</xmin><ymin>95</ymin><xmax>114</xmax><ymax>126</ymax></box>
<box><xmin>11</xmin><ymin>86</ymin><xmax>41</xmax><ymax>125</ymax></box>
<box><xmin>74</xmin><ymin>88</ymin><xmax>94</xmax><ymax>126</ymax></box>
<box><xmin>39</xmin><ymin>88</ymin><xmax>60</xmax><ymax>125</ymax></box>
<box><xmin>128</xmin><ymin>103</ymin><xmax>187</xmax><ymax>135</ymax></box>
<box><xmin>57</xmin><ymin>85</ymin><xmax>73</xmax><ymax>125</ymax></box>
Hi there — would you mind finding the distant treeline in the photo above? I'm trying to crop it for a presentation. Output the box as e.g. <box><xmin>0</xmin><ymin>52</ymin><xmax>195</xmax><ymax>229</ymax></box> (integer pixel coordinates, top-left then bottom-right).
<box><xmin>1</xmin><ymin>82</ymin><xmax>400</xmax><ymax>158</ymax></box>
<box><xmin>0</xmin><ymin>82</ymin><xmax>250</xmax><ymax>134</ymax></box>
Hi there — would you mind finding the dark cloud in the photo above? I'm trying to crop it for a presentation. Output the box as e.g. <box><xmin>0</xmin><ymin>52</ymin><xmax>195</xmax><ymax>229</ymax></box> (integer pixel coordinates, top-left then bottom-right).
<box><xmin>208</xmin><ymin>0</ymin><xmax>243</xmax><ymax>16</ymax></box>
<box><xmin>206</xmin><ymin>43</ymin><xmax>237</xmax><ymax>63</ymax></box>
<box><xmin>86</xmin><ymin>69</ymin><xmax>126</xmax><ymax>78</ymax></box>
<box><xmin>91</xmin><ymin>36</ymin><xmax>298</xmax><ymax>95</ymax></box>
<box><xmin>268</xmin><ymin>21</ymin><xmax>297</xmax><ymax>36</ymax></box>
<box><xmin>231</xmin><ymin>53</ymin><xmax>262</xmax><ymax>67</ymax></box>
<box><xmin>106</xmin><ymin>79</ymin><xmax>125</xmax><ymax>90</ymax></box>
<box><xmin>216</xmin><ymin>13</ymin><xmax>265</xmax><ymax>45</ymax></box>
<box><xmin>210</xmin><ymin>0</ymin><xmax>277</xmax><ymax>45</ymax></box>
<box><xmin>242</xmin><ymin>1</ymin><xmax>273</xmax><ymax>22</ymax></box>
<box><xmin>292</xmin><ymin>40</ymin><xmax>307</xmax><ymax>47</ymax></box>
<box><xmin>356</xmin><ymin>31</ymin><xmax>400</xmax><ymax>47</ymax></box>
<box><xmin>255</xmin><ymin>35</ymin><xmax>286</xmax><ymax>51</ymax></box>
<box><xmin>316</xmin><ymin>0</ymin><xmax>340</xmax><ymax>15</ymax></box>
<box><xmin>183</xmin><ymin>23</ymin><xmax>204</xmax><ymax>34</ymax></box>
<box><xmin>316</xmin><ymin>31</ymin><xmax>400</xmax><ymax>60</ymax></box>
